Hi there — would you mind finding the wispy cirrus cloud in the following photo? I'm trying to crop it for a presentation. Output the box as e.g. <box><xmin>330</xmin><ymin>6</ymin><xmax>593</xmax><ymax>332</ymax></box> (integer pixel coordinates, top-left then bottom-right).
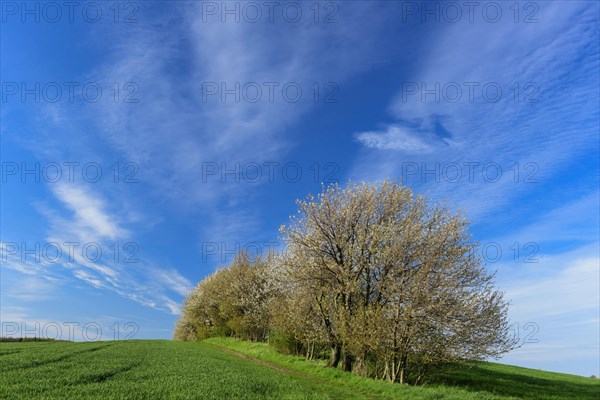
<box><xmin>355</xmin><ymin>124</ymin><xmax>451</xmax><ymax>153</ymax></box>
<box><xmin>39</xmin><ymin>3</ymin><xmax>401</xmax><ymax>268</ymax></box>
<box><xmin>5</xmin><ymin>180</ymin><xmax>194</xmax><ymax>315</ymax></box>
<box><xmin>77</xmin><ymin>3</ymin><xmax>394</xmax><ymax>210</ymax></box>
<box><xmin>485</xmin><ymin>192</ymin><xmax>600</xmax><ymax>376</ymax></box>
<box><xmin>51</xmin><ymin>183</ymin><xmax>129</xmax><ymax>241</ymax></box>
<box><xmin>497</xmin><ymin>243</ymin><xmax>600</xmax><ymax>376</ymax></box>
<box><xmin>350</xmin><ymin>2</ymin><xmax>599</xmax><ymax>220</ymax></box>
<box><xmin>8</xmin><ymin>4</ymin><xmax>399</xmax><ymax>317</ymax></box>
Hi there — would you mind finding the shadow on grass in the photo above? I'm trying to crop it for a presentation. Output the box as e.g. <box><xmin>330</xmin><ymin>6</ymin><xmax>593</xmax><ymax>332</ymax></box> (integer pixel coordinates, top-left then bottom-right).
<box><xmin>426</xmin><ymin>363</ymin><xmax>600</xmax><ymax>400</ymax></box>
<box><xmin>0</xmin><ymin>349</ymin><xmax>22</xmax><ymax>357</ymax></box>
<box><xmin>75</xmin><ymin>361</ymin><xmax>142</xmax><ymax>385</ymax></box>
<box><xmin>2</xmin><ymin>343</ymin><xmax>114</xmax><ymax>372</ymax></box>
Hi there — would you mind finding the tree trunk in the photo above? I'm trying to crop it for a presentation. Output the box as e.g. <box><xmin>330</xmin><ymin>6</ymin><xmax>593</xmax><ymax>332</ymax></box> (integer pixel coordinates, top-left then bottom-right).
<box><xmin>327</xmin><ymin>344</ymin><xmax>341</xmax><ymax>368</ymax></box>
<box><xmin>383</xmin><ymin>360</ymin><xmax>390</xmax><ymax>382</ymax></box>
<box><xmin>353</xmin><ymin>354</ymin><xmax>368</xmax><ymax>377</ymax></box>
<box><xmin>399</xmin><ymin>354</ymin><xmax>408</xmax><ymax>384</ymax></box>
<box><xmin>342</xmin><ymin>350</ymin><xmax>354</xmax><ymax>372</ymax></box>
<box><xmin>415</xmin><ymin>364</ymin><xmax>428</xmax><ymax>385</ymax></box>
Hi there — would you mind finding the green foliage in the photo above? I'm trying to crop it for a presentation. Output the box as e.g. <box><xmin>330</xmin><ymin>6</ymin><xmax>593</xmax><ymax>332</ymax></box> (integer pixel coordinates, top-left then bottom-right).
<box><xmin>268</xmin><ymin>329</ymin><xmax>298</xmax><ymax>355</ymax></box>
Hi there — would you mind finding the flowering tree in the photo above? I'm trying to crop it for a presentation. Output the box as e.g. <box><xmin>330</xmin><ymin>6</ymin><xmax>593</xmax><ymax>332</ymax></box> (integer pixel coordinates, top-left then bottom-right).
<box><xmin>176</xmin><ymin>181</ymin><xmax>516</xmax><ymax>384</ymax></box>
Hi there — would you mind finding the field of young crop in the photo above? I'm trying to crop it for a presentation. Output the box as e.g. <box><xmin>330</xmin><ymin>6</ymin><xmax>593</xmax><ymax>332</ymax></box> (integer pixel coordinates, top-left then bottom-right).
<box><xmin>1</xmin><ymin>339</ymin><xmax>598</xmax><ymax>400</ymax></box>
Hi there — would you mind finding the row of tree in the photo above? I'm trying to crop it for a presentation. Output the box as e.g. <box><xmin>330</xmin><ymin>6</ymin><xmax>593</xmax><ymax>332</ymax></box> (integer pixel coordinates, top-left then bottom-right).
<box><xmin>174</xmin><ymin>181</ymin><xmax>516</xmax><ymax>384</ymax></box>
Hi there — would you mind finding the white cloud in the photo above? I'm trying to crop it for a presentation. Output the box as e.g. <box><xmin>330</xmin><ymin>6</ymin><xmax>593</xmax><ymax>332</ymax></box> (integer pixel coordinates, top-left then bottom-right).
<box><xmin>350</xmin><ymin>2</ymin><xmax>599</xmax><ymax>219</ymax></box>
<box><xmin>496</xmin><ymin>243</ymin><xmax>600</xmax><ymax>377</ymax></box>
<box><xmin>51</xmin><ymin>183</ymin><xmax>129</xmax><ymax>241</ymax></box>
<box><xmin>0</xmin><ymin>271</ymin><xmax>60</xmax><ymax>302</ymax></box>
<box><xmin>24</xmin><ymin>4</ymin><xmax>403</xmax><ymax>292</ymax></box>
<box><xmin>149</xmin><ymin>268</ymin><xmax>193</xmax><ymax>297</ymax></box>
<box><xmin>161</xmin><ymin>297</ymin><xmax>183</xmax><ymax>316</ymax></box>
<box><xmin>73</xmin><ymin>3</ymin><xmax>393</xmax><ymax>217</ymax></box>
<box><xmin>4</xmin><ymin>181</ymin><xmax>195</xmax><ymax>315</ymax></box>
<box><xmin>492</xmin><ymin>191</ymin><xmax>600</xmax><ymax>245</ymax></box>
<box><xmin>502</xmin><ymin>250</ymin><xmax>599</xmax><ymax>319</ymax></box>
<box><xmin>355</xmin><ymin>125</ymin><xmax>439</xmax><ymax>153</ymax></box>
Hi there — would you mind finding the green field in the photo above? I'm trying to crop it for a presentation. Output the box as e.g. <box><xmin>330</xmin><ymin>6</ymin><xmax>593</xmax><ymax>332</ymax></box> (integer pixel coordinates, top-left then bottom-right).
<box><xmin>1</xmin><ymin>339</ymin><xmax>598</xmax><ymax>400</ymax></box>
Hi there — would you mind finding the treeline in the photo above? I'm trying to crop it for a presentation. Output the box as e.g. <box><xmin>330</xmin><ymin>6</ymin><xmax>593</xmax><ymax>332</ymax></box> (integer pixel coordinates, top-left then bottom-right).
<box><xmin>0</xmin><ymin>338</ymin><xmax>65</xmax><ymax>342</ymax></box>
<box><xmin>174</xmin><ymin>181</ymin><xmax>516</xmax><ymax>384</ymax></box>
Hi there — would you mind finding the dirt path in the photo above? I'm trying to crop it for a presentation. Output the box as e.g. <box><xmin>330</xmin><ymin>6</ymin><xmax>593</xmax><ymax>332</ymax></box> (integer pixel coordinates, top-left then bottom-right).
<box><xmin>205</xmin><ymin>343</ymin><xmax>302</xmax><ymax>376</ymax></box>
<box><xmin>203</xmin><ymin>343</ymin><xmax>377</xmax><ymax>400</ymax></box>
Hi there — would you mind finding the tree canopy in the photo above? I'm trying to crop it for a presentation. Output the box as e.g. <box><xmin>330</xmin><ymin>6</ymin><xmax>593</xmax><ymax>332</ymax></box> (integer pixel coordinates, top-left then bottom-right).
<box><xmin>174</xmin><ymin>181</ymin><xmax>516</xmax><ymax>384</ymax></box>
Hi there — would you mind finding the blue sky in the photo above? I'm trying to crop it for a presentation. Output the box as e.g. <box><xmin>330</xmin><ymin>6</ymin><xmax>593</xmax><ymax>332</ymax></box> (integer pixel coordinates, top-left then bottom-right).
<box><xmin>1</xmin><ymin>1</ymin><xmax>598</xmax><ymax>377</ymax></box>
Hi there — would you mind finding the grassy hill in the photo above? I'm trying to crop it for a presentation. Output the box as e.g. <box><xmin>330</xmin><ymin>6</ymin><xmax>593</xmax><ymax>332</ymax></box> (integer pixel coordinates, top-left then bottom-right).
<box><xmin>1</xmin><ymin>339</ymin><xmax>598</xmax><ymax>399</ymax></box>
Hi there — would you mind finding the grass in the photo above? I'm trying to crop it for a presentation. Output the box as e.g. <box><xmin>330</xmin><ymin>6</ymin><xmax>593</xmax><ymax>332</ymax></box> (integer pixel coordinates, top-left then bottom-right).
<box><xmin>0</xmin><ymin>340</ymin><xmax>327</xmax><ymax>399</ymax></box>
<box><xmin>427</xmin><ymin>361</ymin><xmax>600</xmax><ymax>399</ymax></box>
<box><xmin>205</xmin><ymin>337</ymin><xmax>600</xmax><ymax>400</ymax></box>
<box><xmin>1</xmin><ymin>339</ymin><xmax>598</xmax><ymax>400</ymax></box>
